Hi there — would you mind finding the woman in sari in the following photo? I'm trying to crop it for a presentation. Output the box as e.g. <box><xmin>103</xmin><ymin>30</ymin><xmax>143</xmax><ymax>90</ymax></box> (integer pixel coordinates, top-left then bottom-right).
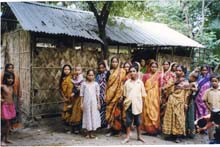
<box><xmin>105</xmin><ymin>57</ymin><xmax>126</xmax><ymax>136</ymax></box>
<box><xmin>195</xmin><ymin>65</ymin><xmax>210</xmax><ymax>119</ymax></box>
<box><xmin>96</xmin><ymin>61</ymin><xmax>110</xmax><ymax>128</ymax></box>
<box><xmin>160</xmin><ymin>61</ymin><xmax>176</xmax><ymax>123</ymax></box>
<box><xmin>141</xmin><ymin>61</ymin><xmax>161</xmax><ymax>135</ymax></box>
<box><xmin>162</xmin><ymin>65</ymin><xmax>190</xmax><ymax>143</ymax></box>
<box><xmin>59</xmin><ymin>64</ymin><xmax>74</xmax><ymax>125</ymax></box>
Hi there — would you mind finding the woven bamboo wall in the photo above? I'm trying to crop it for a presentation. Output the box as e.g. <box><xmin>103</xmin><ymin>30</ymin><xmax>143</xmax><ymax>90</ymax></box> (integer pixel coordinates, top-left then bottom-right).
<box><xmin>2</xmin><ymin>30</ymin><xmax>31</xmax><ymax>118</ymax></box>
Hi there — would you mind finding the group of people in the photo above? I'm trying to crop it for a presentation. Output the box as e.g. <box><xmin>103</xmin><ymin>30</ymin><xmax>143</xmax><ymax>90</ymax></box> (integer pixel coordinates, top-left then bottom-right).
<box><xmin>1</xmin><ymin>57</ymin><xmax>219</xmax><ymax>145</ymax></box>
<box><xmin>59</xmin><ymin>57</ymin><xmax>220</xmax><ymax>144</ymax></box>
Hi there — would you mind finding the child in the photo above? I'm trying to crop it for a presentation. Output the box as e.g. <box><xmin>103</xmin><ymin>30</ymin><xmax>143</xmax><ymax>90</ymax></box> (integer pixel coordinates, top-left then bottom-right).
<box><xmin>70</xmin><ymin>64</ymin><xmax>84</xmax><ymax>134</ymax></box>
<box><xmin>80</xmin><ymin>69</ymin><xmax>101</xmax><ymax>138</ymax></box>
<box><xmin>1</xmin><ymin>71</ymin><xmax>16</xmax><ymax>145</ymax></box>
<box><xmin>122</xmin><ymin>66</ymin><xmax>146</xmax><ymax>144</ymax></box>
<box><xmin>203</xmin><ymin>74</ymin><xmax>220</xmax><ymax>140</ymax></box>
<box><xmin>96</xmin><ymin>61</ymin><xmax>110</xmax><ymax>128</ymax></box>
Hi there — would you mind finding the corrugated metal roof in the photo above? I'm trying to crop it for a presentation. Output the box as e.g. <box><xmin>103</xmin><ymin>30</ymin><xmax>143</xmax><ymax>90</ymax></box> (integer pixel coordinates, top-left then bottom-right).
<box><xmin>5</xmin><ymin>2</ymin><xmax>102</xmax><ymax>43</ymax></box>
<box><xmin>3</xmin><ymin>2</ymin><xmax>204</xmax><ymax>48</ymax></box>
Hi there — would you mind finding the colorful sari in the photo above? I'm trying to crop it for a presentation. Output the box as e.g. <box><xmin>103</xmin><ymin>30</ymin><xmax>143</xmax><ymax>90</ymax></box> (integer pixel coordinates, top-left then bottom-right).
<box><xmin>60</xmin><ymin>74</ymin><xmax>74</xmax><ymax>123</ymax></box>
<box><xmin>96</xmin><ymin>70</ymin><xmax>108</xmax><ymax>128</ymax></box>
<box><xmin>105</xmin><ymin>68</ymin><xmax>126</xmax><ymax>131</ymax></box>
<box><xmin>195</xmin><ymin>75</ymin><xmax>210</xmax><ymax>119</ymax></box>
<box><xmin>141</xmin><ymin>72</ymin><xmax>161</xmax><ymax>135</ymax></box>
<box><xmin>162</xmin><ymin>78</ymin><xmax>190</xmax><ymax>136</ymax></box>
<box><xmin>160</xmin><ymin>71</ymin><xmax>176</xmax><ymax>119</ymax></box>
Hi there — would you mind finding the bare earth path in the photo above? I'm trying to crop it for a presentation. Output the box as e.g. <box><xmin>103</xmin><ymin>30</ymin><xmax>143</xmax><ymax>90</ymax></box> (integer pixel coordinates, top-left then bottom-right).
<box><xmin>9</xmin><ymin>117</ymin><xmax>208</xmax><ymax>146</ymax></box>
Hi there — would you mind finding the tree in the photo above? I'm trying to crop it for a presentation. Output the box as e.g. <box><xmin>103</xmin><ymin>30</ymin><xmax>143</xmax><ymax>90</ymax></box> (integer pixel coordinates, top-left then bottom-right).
<box><xmin>87</xmin><ymin>1</ymin><xmax>113</xmax><ymax>59</ymax></box>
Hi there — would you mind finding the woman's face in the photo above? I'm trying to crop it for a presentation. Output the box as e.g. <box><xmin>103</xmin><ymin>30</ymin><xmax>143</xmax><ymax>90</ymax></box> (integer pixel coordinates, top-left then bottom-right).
<box><xmin>150</xmin><ymin>63</ymin><xmax>158</xmax><ymax>73</ymax></box>
<box><xmin>111</xmin><ymin>58</ymin><xmax>119</xmax><ymax>69</ymax></box>
<box><xmin>124</xmin><ymin>63</ymin><xmax>130</xmax><ymax>73</ymax></box>
<box><xmin>163</xmin><ymin>61</ymin><xmax>170</xmax><ymax>71</ymax></box>
<box><xmin>176</xmin><ymin>66</ymin><xmax>183</xmax><ymax>77</ymax></box>
<box><xmin>201</xmin><ymin>67</ymin><xmax>208</xmax><ymax>76</ymax></box>
<box><xmin>63</xmin><ymin>66</ymin><xmax>71</xmax><ymax>76</ymax></box>
<box><xmin>172</xmin><ymin>64</ymin><xmax>177</xmax><ymax>72</ymax></box>
<box><xmin>141</xmin><ymin>59</ymin><xmax>146</xmax><ymax>67</ymax></box>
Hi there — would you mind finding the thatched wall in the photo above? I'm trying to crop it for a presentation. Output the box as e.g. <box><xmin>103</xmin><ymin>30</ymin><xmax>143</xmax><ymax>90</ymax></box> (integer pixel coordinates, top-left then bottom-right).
<box><xmin>32</xmin><ymin>43</ymin><xmax>132</xmax><ymax>116</ymax></box>
<box><xmin>158</xmin><ymin>53</ymin><xmax>192</xmax><ymax>70</ymax></box>
<box><xmin>2</xmin><ymin>30</ymin><xmax>31</xmax><ymax>118</ymax></box>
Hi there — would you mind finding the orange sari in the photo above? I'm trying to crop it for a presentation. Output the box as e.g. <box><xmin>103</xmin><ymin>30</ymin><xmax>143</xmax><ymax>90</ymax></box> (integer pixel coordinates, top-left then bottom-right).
<box><xmin>141</xmin><ymin>72</ymin><xmax>161</xmax><ymax>134</ymax></box>
<box><xmin>60</xmin><ymin>75</ymin><xmax>74</xmax><ymax>123</ymax></box>
<box><xmin>105</xmin><ymin>68</ymin><xmax>126</xmax><ymax>131</ymax></box>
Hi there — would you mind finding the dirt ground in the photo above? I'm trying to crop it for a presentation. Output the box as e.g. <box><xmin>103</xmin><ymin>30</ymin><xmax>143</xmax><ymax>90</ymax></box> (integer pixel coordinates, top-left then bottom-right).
<box><xmin>7</xmin><ymin>117</ymin><xmax>208</xmax><ymax>146</ymax></box>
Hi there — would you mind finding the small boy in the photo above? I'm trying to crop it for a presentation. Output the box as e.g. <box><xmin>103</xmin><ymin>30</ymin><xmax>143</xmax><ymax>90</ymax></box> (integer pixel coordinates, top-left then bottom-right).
<box><xmin>203</xmin><ymin>74</ymin><xmax>220</xmax><ymax>140</ymax></box>
<box><xmin>122</xmin><ymin>66</ymin><xmax>146</xmax><ymax>144</ymax></box>
<box><xmin>1</xmin><ymin>71</ymin><xmax>16</xmax><ymax>145</ymax></box>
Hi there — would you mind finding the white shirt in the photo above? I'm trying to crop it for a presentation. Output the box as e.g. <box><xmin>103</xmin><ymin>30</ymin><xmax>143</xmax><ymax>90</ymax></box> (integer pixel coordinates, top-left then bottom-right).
<box><xmin>123</xmin><ymin>79</ymin><xmax>147</xmax><ymax>115</ymax></box>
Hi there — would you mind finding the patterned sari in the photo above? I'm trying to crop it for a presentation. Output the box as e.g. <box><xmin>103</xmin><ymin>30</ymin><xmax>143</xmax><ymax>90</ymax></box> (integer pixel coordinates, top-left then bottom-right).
<box><xmin>160</xmin><ymin>71</ymin><xmax>175</xmax><ymax>119</ymax></box>
<box><xmin>96</xmin><ymin>70</ymin><xmax>108</xmax><ymax>127</ymax></box>
<box><xmin>105</xmin><ymin>68</ymin><xmax>126</xmax><ymax>131</ymax></box>
<box><xmin>141</xmin><ymin>72</ymin><xmax>161</xmax><ymax>134</ymax></box>
<box><xmin>162</xmin><ymin>78</ymin><xmax>190</xmax><ymax>136</ymax></box>
<box><xmin>195</xmin><ymin>75</ymin><xmax>210</xmax><ymax>119</ymax></box>
<box><xmin>60</xmin><ymin>74</ymin><xmax>74</xmax><ymax>123</ymax></box>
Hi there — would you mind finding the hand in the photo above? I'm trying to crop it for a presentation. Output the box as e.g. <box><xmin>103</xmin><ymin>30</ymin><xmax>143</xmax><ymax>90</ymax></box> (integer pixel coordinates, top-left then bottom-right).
<box><xmin>119</xmin><ymin>96</ymin><xmax>124</xmax><ymax>103</ymax></box>
<box><xmin>63</xmin><ymin>97</ymin><xmax>68</xmax><ymax>102</ymax></box>
<box><xmin>71</xmin><ymin>93</ymin><xmax>75</xmax><ymax>97</ymax></box>
<box><xmin>80</xmin><ymin>103</ymin><xmax>83</xmax><ymax>111</ymax></box>
<box><xmin>97</xmin><ymin>104</ymin><xmax>101</xmax><ymax>110</ymax></box>
<box><xmin>19</xmin><ymin>98</ymin><xmax>23</xmax><ymax>106</ymax></box>
<box><xmin>184</xmin><ymin>104</ymin><xmax>188</xmax><ymax>111</ymax></box>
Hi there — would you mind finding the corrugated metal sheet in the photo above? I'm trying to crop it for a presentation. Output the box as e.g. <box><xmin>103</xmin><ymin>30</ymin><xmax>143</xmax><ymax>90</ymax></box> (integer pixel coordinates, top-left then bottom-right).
<box><xmin>6</xmin><ymin>2</ymin><xmax>102</xmax><ymax>43</ymax></box>
<box><xmin>4</xmin><ymin>2</ymin><xmax>204</xmax><ymax>48</ymax></box>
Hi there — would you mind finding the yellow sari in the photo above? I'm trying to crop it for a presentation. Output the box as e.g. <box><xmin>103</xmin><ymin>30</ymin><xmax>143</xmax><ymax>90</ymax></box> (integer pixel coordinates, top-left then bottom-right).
<box><xmin>141</xmin><ymin>72</ymin><xmax>161</xmax><ymax>134</ymax></box>
<box><xmin>106</xmin><ymin>68</ymin><xmax>126</xmax><ymax>131</ymax></box>
<box><xmin>60</xmin><ymin>74</ymin><xmax>74</xmax><ymax>123</ymax></box>
<box><xmin>162</xmin><ymin>78</ymin><xmax>190</xmax><ymax>135</ymax></box>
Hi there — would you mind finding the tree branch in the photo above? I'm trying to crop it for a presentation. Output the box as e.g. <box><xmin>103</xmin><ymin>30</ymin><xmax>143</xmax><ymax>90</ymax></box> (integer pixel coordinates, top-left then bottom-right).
<box><xmin>102</xmin><ymin>2</ymin><xmax>113</xmax><ymax>27</ymax></box>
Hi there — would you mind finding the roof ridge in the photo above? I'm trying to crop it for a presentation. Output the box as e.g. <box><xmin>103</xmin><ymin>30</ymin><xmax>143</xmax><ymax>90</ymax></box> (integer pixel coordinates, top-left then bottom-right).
<box><xmin>13</xmin><ymin>1</ymin><xmax>93</xmax><ymax>14</ymax></box>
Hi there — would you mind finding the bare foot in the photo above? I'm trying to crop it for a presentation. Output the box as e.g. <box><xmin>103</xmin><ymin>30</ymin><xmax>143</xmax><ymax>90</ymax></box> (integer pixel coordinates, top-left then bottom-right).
<box><xmin>1</xmin><ymin>141</ymin><xmax>6</xmax><ymax>146</ymax></box>
<box><xmin>121</xmin><ymin>138</ymin><xmax>129</xmax><ymax>144</ymax></box>
<box><xmin>137</xmin><ymin>137</ymin><xmax>145</xmax><ymax>143</ymax></box>
<box><xmin>89</xmin><ymin>134</ymin><xmax>96</xmax><ymax>139</ymax></box>
<box><xmin>5</xmin><ymin>139</ymin><xmax>13</xmax><ymax>144</ymax></box>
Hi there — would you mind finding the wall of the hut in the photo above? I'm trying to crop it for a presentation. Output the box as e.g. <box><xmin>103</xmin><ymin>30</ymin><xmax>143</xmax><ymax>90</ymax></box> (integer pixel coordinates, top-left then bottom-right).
<box><xmin>32</xmin><ymin>41</ymin><xmax>131</xmax><ymax>116</ymax></box>
<box><xmin>2</xmin><ymin>30</ymin><xmax>31</xmax><ymax>119</ymax></box>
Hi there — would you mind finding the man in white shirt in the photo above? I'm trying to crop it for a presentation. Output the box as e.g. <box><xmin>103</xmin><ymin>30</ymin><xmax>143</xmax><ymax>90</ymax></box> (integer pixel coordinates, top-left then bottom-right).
<box><xmin>122</xmin><ymin>66</ymin><xmax>147</xmax><ymax>144</ymax></box>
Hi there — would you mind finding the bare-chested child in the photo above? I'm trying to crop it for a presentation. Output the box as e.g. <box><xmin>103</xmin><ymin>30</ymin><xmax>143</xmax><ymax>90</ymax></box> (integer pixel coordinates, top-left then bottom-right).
<box><xmin>1</xmin><ymin>71</ymin><xmax>16</xmax><ymax>145</ymax></box>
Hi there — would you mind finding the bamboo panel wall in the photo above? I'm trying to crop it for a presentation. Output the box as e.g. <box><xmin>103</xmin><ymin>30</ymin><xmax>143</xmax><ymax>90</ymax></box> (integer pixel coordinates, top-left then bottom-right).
<box><xmin>2</xmin><ymin>30</ymin><xmax>31</xmax><ymax>118</ymax></box>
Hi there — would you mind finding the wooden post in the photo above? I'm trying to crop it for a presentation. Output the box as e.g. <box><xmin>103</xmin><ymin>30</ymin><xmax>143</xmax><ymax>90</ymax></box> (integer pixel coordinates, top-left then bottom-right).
<box><xmin>30</xmin><ymin>32</ymin><xmax>36</xmax><ymax>119</ymax></box>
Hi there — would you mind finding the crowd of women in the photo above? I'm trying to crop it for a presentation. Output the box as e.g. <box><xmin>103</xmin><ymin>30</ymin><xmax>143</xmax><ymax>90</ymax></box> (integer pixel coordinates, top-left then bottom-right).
<box><xmin>59</xmin><ymin>56</ymin><xmax>220</xmax><ymax>144</ymax></box>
